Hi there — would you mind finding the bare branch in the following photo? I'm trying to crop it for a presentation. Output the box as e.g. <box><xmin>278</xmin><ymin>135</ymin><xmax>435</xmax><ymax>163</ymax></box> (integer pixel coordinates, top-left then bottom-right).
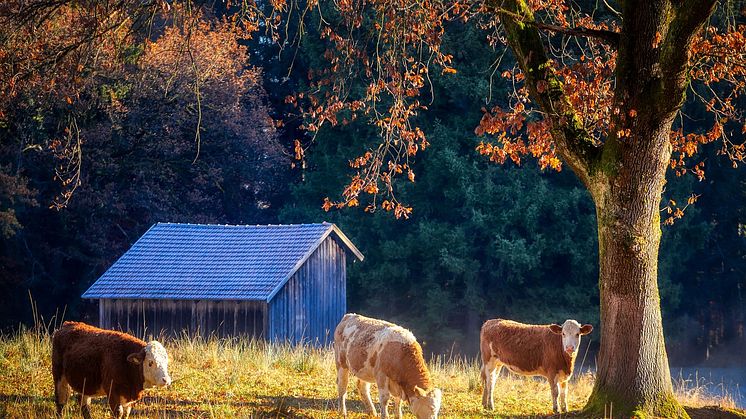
<box><xmin>602</xmin><ymin>0</ymin><xmax>623</xmax><ymax>20</ymax></box>
<box><xmin>534</xmin><ymin>21</ymin><xmax>620</xmax><ymax>48</ymax></box>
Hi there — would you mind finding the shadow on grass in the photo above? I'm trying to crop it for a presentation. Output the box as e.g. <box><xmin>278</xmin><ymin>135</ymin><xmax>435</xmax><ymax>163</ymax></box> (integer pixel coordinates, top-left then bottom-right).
<box><xmin>480</xmin><ymin>410</ymin><xmax>584</xmax><ymax>418</ymax></box>
<box><xmin>251</xmin><ymin>394</ymin><xmax>344</xmax><ymax>418</ymax></box>
<box><xmin>140</xmin><ymin>395</ymin><xmax>260</xmax><ymax>407</ymax></box>
<box><xmin>144</xmin><ymin>395</ymin><xmax>332</xmax><ymax>418</ymax></box>
<box><xmin>476</xmin><ymin>406</ymin><xmax>746</xmax><ymax>418</ymax></box>
<box><xmin>4</xmin><ymin>393</ymin><xmax>742</xmax><ymax>418</ymax></box>
<box><xmin>685</xmin><ymin>406</ymin><xmax>746</xmax><ymax>419</ymax></box>
<box><xmin>136</xmin><ymin>396</ymin><xmax>262</xmax><ymax>417</ymax></box>
<box><xmin>0</xmin><ymin>394</ymin><xmax>51</xmax><ymax>404</ymax></box>
<box><xmin>0</xmin><ymin>393</ymin><xmax>264</xmax><ymax>418</ymax></box>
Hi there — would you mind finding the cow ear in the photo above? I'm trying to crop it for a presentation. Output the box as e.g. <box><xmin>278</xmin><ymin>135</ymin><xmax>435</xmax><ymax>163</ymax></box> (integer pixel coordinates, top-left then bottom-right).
<box><xmin>549</xmin><ymin>324</ymin><xmax>563</xmax><ymax>334</ymax></box>
<box><xmin>580</xmin><ymin>324</ymin><xmax>594</xmax><ymax>335</ymax></box>
<box><xmin>431</xmin><ymin>388</ymin><xmax>443</xmax><ymax>402</ymax></box>
<box><xmin>413</xmin><ymin>385</ymin><xmax>427</xmax><ymax>397</ymax></box>
<box><xmin>127</xmin><ymin>350</ymin><xmax>145</xmax><ymax>365</ymax></box>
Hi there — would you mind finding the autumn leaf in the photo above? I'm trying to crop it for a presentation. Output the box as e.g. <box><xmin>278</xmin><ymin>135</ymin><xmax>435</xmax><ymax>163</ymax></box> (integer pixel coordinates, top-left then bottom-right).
<box><xmin>293</xmin><ymin>140</ymin><xmax>304</xmax><ymax>161</ymax></box>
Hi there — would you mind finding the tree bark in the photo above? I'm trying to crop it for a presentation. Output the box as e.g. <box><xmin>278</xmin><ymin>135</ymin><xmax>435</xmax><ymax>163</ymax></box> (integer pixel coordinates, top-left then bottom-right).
<box><xmin>585</xmin><ymin>122</ymin><xmax>688</xmax><ymax>418</ymax></box>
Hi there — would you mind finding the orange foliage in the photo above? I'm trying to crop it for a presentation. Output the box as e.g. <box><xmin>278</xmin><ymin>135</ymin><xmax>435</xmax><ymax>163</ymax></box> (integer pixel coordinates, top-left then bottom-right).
<box><xmin>278</xmin><ymin>0</ymin><xmax>743</xmax><ymax>220</ymax></box>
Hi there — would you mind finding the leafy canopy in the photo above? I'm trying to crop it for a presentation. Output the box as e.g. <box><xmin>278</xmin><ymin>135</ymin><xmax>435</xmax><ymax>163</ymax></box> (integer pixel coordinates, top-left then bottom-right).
<box><xmin>272</xmin><ymin>0</ymin><xmax>745</xmax><ymax>220</ymax></box>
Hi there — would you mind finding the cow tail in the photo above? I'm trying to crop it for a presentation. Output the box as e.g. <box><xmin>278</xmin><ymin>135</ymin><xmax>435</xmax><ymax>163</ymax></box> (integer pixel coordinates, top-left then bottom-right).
<box><xmin>52</xmin><ymin>329</ymin><xmax>68</xmax><ymax>415</ymax></box>
<box><xmin>51</xmin><ymin>330</ymin><xmax>63</xmax><ymax>383</ymax></box>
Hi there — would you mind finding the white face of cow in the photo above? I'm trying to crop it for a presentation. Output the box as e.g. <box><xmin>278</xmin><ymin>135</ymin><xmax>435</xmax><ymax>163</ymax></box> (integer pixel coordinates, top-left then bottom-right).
<box><xmin>410</xmin><ymin>386</ymin><xmax>442</xmax><ymax>419</ymax></box>
<box><xmin>549</xmin><ymin>320</ymin><xmax>593</xmax><ymax>356</ymax></box>
<box><xmin>128</xmin><ymin>341</ymin><xmax>171</xmax><ymax>388</ymax></box>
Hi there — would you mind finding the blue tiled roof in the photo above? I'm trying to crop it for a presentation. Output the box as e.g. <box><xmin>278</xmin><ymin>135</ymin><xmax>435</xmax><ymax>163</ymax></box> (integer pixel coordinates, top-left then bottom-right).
<box><xmin>82</xmin><ymin>223</ymin><xmax>363</xmax><ymax>301</ymax></box>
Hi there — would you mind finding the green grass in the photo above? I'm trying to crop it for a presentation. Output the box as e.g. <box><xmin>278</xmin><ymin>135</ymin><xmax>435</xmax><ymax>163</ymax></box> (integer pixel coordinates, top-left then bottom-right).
<box><xmin>0</xmin><ymin>326</ymin><xmax>742</xmax><ymax>418</ymax></box>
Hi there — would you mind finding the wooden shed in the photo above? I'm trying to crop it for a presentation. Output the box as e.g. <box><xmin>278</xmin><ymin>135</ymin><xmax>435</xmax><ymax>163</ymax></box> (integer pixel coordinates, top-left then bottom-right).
<box><xmin>82</xmin><ymin>222</ymin><xmax>363</xmax><ymax>344</ymax></box>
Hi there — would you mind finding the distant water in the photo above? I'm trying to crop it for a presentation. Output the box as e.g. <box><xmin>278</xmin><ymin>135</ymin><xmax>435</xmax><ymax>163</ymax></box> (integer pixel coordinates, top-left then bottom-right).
<box><xmin>672</xmin><ymin>367</ymin><xmax>746</xmax><ymax>409</ymax></box>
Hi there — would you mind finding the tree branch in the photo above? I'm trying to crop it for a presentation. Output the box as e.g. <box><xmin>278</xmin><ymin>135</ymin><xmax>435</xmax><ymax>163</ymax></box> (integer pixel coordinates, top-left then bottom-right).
<box><xmin>655</xmin><ymin>0</ymin><xmax>717</xmax><ymax>113</ymax></box>
<box><xmin>494</xmin><ymin>7</ymin><xmax>620</xmax><ymax>48</ymax></box>
<box><xmin>488</xmin><ymin>0</ymin><xmax>602</xmax><ymax>187</ymax></box>
<box><xmin>660</xmin><ymin>0</ymin><xmax>716</xmax><ymax>72</ymax></box>
<box><xmin>534</xmin><ymin>21</ymin><xmax>620</xmax><ymax>48</ymax></box>
<box><xmin>602</xmin><ymin>0</ymin><xmax>623</xmax><ymax>20</ymax></box>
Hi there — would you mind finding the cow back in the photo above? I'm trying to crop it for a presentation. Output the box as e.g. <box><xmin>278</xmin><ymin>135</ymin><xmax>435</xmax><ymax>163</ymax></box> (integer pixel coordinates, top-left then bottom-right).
<box><xmin>481</xmin><ymin>319</ymin><xmax>569</xmax><ymax>376</ymax></box>
<box><xmin>53</xmin><ymin>322</ymin><xmax>146</xmax><ymax>399</ymax></box>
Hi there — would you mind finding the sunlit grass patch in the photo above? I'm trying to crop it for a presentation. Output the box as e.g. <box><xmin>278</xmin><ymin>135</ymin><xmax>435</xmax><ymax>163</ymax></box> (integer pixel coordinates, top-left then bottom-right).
<box><xmin>674</xmin><ymin>369</ymin><xmax>742</xmax><ymax>411</ymax></box>
<box><xmin>0</xmin><ymin>326</ymin><xmax>741</xmax><ymax>418</ymax></box>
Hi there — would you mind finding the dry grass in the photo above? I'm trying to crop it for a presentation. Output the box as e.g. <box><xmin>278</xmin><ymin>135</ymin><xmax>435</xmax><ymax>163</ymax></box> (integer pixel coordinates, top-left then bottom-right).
<box><xmin>0</xmin><ymin>326</ymin><xmax>741</xmax><ymax>418</ymax></box>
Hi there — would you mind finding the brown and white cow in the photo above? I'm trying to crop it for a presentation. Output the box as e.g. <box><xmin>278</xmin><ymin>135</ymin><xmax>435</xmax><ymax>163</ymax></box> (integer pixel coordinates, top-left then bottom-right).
<box><xmin>52</xmin><ymin>321</ymin><xmax>171</xmax><ymax>419</ymax></box>
<box><xmin>334</xmin><ymin>313</ymin><xmax>442</xmax><ymax>419</ymax></box>
<box><xmin>480</xmin><ymin>319</ymin><xmax>592</xmax><ymax>414</ymax></box>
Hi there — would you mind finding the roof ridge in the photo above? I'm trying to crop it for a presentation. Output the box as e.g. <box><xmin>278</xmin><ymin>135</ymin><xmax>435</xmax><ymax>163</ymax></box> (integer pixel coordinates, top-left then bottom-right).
<box><xmin>156</xmin><ymin>222</ymin><xmax>332</xmax><ymax>228</ymax></box>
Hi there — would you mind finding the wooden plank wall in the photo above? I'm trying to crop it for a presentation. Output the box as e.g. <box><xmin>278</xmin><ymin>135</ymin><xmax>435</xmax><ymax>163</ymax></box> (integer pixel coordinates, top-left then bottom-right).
<box><xmin>268</xmin><ymin>236</ymin><xmax>347</xmax><ymax>345</ymax></box>
<box><xmin>99</xmin><ymin>299</ymin><xmax>266</xmax><ymax>340</ymax></box>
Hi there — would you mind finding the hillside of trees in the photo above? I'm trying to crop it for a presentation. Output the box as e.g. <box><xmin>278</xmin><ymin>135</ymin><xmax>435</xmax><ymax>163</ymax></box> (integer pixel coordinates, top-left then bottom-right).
<box><xmin>1</xmin><ymin>2</ymin><xmax>743</xmax><ymax>368</ymax></box>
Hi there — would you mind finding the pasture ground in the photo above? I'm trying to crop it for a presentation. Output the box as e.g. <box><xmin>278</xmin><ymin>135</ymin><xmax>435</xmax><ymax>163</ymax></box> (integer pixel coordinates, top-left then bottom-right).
<box><xmin>0</xmin><ymin>326</ymin><xmax>744</xmax><ymax>418</ymax></box>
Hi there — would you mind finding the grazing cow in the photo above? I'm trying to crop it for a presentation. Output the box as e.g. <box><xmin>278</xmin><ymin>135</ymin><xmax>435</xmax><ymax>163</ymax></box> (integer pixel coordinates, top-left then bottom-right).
<box><xmin>52</xmin><ymin>321</ymin><xmax>171</xmax><ymax>419</ymax></box>
<box><xmin>334</xmin><ymin>313</ymin><xmax>442</xmax><ymax>419</ymax></box>
<box><xmin>480</xmin><ymin>319</ymin><xmax>593</xmax><ymax>414</ymax></box>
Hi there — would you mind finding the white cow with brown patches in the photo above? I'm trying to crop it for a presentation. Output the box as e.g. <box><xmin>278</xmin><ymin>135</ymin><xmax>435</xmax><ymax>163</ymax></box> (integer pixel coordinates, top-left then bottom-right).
<box><xmin>334</xmin><ymin>313</ymin><xmax>442</xmax><ymax>419</ymax></box>
<box><xmin>480</xmin><ymin>318</ymin><xmax>593</xmax><ymax>414</ymax></box>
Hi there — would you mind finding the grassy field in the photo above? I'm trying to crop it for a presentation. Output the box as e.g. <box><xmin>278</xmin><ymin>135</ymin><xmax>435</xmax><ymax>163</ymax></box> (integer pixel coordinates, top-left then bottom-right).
<box><xmin>1</xmin><ymin>325</ymin><xmax>744</xmax><ymax>418</ymax></box>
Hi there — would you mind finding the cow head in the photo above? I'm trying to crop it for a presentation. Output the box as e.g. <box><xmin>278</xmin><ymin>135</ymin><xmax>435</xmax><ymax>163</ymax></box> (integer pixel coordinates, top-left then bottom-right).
<box><xmin>549</xmin><ymin>320</ymin><xmax>593</xmax><ymax>356</ymax></box>
<box><xmin>410</xmin><ymin>386</ymin><xmax>442</xmax><ymax>419</ymax></box>
<box><xmin>127</xmin><ymin>341</ymin><xmax>171</xmax><ymax>388</ymax></box>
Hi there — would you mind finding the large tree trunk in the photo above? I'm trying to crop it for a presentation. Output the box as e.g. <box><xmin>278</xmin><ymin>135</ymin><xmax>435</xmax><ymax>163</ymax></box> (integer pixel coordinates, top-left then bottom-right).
<box><xmin>584</xmin><ymin>124</ymin><xmax>688</xmax><ymax>418</ymax></box>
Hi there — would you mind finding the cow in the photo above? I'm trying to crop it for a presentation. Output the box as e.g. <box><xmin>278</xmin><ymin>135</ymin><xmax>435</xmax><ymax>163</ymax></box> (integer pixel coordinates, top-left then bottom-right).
<box><xmin>480</xmin><ymin>318</ymin><xmax>593</xmax><ymax>414</ymax></box>
<box><xmin>52</xmin><ymin>321</ymin><xmax>172</xmax><ymax>419</ymax></box>
<box><xmin>334</xmin><ymin>313</ymin><xmax>443</xmax><ymax>419</ymax></box>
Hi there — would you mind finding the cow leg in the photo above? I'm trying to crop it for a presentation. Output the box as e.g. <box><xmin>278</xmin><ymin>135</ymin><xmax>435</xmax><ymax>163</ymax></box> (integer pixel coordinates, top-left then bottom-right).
<box><xmin>337</xmin><ymin>367</ymin><xmax>349</xmax><ymax>417</ymax></box>
<box><xmin>559</xmin><ymin>380</ymin><xmax>568</xmax><ymax>413</ymax></box>
<box><xmin>480</xmin><ymin>361</ymin><xmax>489</xmax><ymax>408</ymax></box>
<box><xmin>80</xmin><ymin>395</ymin><xmax>93</xmax><ymax>419</ymax></box>
<box><xmin>54</xmin><ymin>376</ymin><xmax>71</xmax><ymax>416</ymax></box>
<box><xmin>108</xmin><ymin>393</ymin><xmax>125</xmax><ymax>419</ymax></box>
<box><xmin>481</xmin><ymin>358</ymin><xmax>501</xmax><ymax>410</ymax></box>
<box><xmin>377</xmin><ymin>386</ymin><xmax>391</xmax><ymax>419</ymax></box>
<box><xmin>548</xmin><ymin>375</ymin><xmax>560</xmax><ymax>414</ymax></box>
<box><xmin>357</xmin><ymin>380</ymin><xmax>377</xmax><ymax>417</ymax></box>
<box><xmin>122</xmin><ymin>403</ymin><xmax>133</xmax><ymax>419</ymax></box>
<box><xmin>393</xmin><ymin>397</ymin><xmax>402</xmax><ymax>419</ymax></box>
